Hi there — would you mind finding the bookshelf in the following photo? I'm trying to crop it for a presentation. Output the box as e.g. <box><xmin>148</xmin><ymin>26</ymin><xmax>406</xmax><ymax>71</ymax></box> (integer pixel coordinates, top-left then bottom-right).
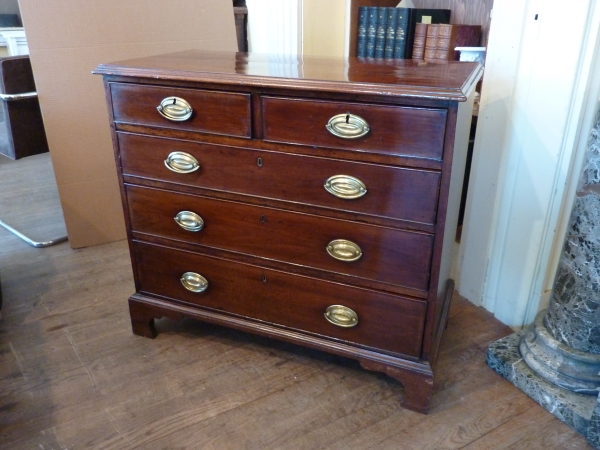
<box><xmin>348</xmin><ymin>0</ymin><xmax>494</xmax><ymax>58</ymax></box>
<box><xmin>412</xmin><ymin>0</ymin><xmax>493</xmax><ymax>46</ymax></box>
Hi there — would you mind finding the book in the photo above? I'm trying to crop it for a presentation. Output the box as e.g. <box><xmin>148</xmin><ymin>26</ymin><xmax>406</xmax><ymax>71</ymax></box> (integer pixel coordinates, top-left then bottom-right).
<box><xmin>365</xmin><ymin>7</ymin><xmax>378</xmax><ymax>57</ymax></box>
<box><xmin>374</xmin><ymin>7</ymin><xmax>388</xmax><ymax>58</ymax></box>
<box><xmin>435</xmin><ymin>24</ymin><xmax>482</xmax><ymax>60</ymax></box>
<box><xmin>411</xmin><ymin>22</ymin><xmax>427</xmax><ymax>60</ymax></box>
<box><xmin>356</xmin><ymin>6</ymin><xmax>368</xmax><ymax>57</ymax></box>
<box><xmin>393</xmin><ymin>7</ymin><xmax>411</xmax><ymax>59</ymax></box>
<box><xmin>423</xmin><ymin>24</ymin><xmax>439</xmax><ymax>61</ymax></box>
<box><xmin>384</xmin><ymin>7</ymin><xmax>399</xmax><ymax>59</ymax></box>
<box><xmin>405</xmin><ymin>8</ymin><xmax>451</xmax><ymax>59</ymax></box>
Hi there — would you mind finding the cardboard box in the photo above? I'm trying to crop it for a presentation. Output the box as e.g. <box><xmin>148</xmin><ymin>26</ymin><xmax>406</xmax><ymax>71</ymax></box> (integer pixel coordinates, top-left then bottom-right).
<box><xmin>18</xmin><ymin>0</ymin><xmax>237</xmax><ymax>247</ymax></box>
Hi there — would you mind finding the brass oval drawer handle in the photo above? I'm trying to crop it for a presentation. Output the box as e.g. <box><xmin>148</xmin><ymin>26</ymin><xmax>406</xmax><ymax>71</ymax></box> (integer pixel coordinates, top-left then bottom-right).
<box><xmin>326</xmin><ymin>239</ymin><xmax>362</xmax><ymax>262</ymax></box>
<box><xmin>324</xmin><ymin>305</ymin><xmax>358</xmax><ymax>328</ymax></box>
<box><xmin>157</xmin><ymin>96</ymin><xmax>193</xmax><ymax>121</ymax></box>
<box><xmin>174</xmin><ymin>211</ymin><xmax>204</xmax><ymax>232</ymax></box>
<box><xmin>326</xmin><ymin>113</ymin><xmax>370</xmax><ymax>139</ymax></box>
<box><xmin>164</xmin><ymin>152</ymin><xmax>200</xmax><ymax>174</ymax></box>
<box><xmin>324</xmin><ymin>175</ymin><xmax>367</xmax><ymax>199</ymax></box>
<box><xmin>180</xmin><ymin>272</ymin><xmax>208</xmax><ymax>293</ymax></box>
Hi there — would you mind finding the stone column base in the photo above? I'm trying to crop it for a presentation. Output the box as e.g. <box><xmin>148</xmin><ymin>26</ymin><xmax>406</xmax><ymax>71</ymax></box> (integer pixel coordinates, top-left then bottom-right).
<box><xmin>488</xmin><ymin>333</ymin><xmax>600</xmax><ymax>448</ymax></box>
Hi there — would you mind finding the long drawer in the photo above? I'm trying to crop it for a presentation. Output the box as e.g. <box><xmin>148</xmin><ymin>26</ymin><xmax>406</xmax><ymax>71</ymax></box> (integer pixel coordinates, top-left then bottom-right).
<box><xmin>134</xmin><ymin>241</ymin><xmax>427</xmax><ymax>357</ymax></box>
<box><xmin>110</xmin><ymin>83</ymin><xmax>251</xmax><ymax>138</ymax></box>
<box><xmin>118</xmin><ymin>133</ymin><xmax>441</xmax><ymax>226</ymax></box>
<box><xmin>126</xmin><ymin>185</ymin><xmax>434</xmax><ymax>292</ymax></box>
<box><xmin>262</xmin><ymin>96</ymin><xmax>447</xmax><ymax>160</ymax></box>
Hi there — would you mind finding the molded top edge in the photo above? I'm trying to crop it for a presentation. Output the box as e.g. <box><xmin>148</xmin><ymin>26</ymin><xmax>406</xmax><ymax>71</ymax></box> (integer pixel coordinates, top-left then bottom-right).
<box><xmin>94</xmin><ymin>50</ymin><xmax>482</xmax><ymax>102</ymax></box>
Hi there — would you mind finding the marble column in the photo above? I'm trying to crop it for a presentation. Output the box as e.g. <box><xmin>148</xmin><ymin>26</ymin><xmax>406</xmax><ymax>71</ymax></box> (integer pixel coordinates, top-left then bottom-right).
<box><xmin>487</xmin><ymin>104</ymin><xmax>600</xmax><ymax>447</ymax></box>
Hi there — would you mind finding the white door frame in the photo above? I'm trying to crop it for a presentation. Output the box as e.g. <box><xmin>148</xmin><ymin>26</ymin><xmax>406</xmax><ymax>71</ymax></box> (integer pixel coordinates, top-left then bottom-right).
<box><xmin>457</xmin><ymin>0</ymin><xmax>600</xmax><ymax>327</ymax></box>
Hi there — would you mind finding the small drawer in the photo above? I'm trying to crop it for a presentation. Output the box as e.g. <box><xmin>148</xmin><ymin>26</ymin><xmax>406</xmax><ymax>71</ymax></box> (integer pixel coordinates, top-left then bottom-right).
<box><xmin>262</xmin><ymin>97</ymin><xmax>447</xmax><ymax>160</ymax></box>
<box><xmin>110</xmin><ymin>83</ymin><xmax>251</xmax><ymax>138</ymax></box>
<box><xmin>126</xmin><ymin>185</ymin><xmax>434</xmax><ymax>292</ymax></box>
<box><xmin>134</xmin><ymin>241</ymin><xmax>427</xmax><ymax>357</ymax></box>
<box><xmin>118</xmin><ymin>133</ymin><xmax>441</xmax><ymax>226</ymax></box>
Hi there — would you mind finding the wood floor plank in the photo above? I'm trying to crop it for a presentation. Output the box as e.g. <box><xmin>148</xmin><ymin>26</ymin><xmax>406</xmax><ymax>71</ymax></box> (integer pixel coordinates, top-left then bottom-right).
<box><xmin>377</xmin><ymin>394</ymin><xmax>537</xmax><ymax>449</ymax></box>
<box><xmin>82</xmin><ymin>329</ymin><xmax>333</xmax><ymax>438</ymax></box>
<box><xmin>461</xmin><ymin>404</ymin><xmax>590</xmax><ymax>450</ymax></box>
<box><xmin>3</xmin><ymin>411</ymin><xmax>132</xmax><ymax>450</ymax></box>
<box><xmin>0</xmin><ymin>366</ymin><xmax>102</xmax><ymax>445</ymax></box>
<box><xmin>503</xmin><ymin>416</ymin><xmax>592</xmax><ymax>450</ymax></box>
<box><xmin>136</xmin><ymin>368</ymin><xmax>391</xmax><ymax>449</ymax></box>
<box><xmin>280</xmin><ymin>390</ymin><xmax>405</xmax><ymax>450</ymax></box>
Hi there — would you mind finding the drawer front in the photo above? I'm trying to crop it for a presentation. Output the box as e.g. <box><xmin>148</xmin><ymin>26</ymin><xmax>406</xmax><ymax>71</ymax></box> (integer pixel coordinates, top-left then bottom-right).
<box><xmin>110</xmin><ymin>83</ymin><xmax>251</xmax><ymax>138</ymax></box>
<box><xmin>262</xmin><ymin>97</ymin><xmax>447</xmax><ymax>160</ymax></box>
<box><xmin>118</xmin><ymin>133</ymin><xmax>441</xmax><ymax>226</ymax></box>
<box><xmin>127</xmin><ymin>185</ymin><xmax>434</xmax><ymax>291</ymax></box>
<box><xmin>134</xmin><ymin>241</ymin><xmax>427</xmax><ymax>357</ymax></box>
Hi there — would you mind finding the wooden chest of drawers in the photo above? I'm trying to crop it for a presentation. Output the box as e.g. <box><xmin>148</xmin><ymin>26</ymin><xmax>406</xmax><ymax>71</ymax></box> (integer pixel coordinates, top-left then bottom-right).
<box><xmin>95</xmin><ymin>51</ymin><xmax>481</xmax><ymax>414</ymax></box>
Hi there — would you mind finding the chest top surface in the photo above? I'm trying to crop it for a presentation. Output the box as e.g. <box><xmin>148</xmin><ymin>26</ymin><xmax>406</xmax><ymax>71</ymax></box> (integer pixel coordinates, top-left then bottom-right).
<box><xmin>94</xmin><ymin>50</ymin><xmax>482</xmax><ymax>102</ymax></box>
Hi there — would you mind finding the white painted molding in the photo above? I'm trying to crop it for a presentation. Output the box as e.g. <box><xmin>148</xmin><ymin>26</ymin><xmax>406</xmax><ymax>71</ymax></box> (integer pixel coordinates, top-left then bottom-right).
<box><xmin>297</xmin><ymin>0</ymin><xmax>304</xmax><ymax>55</ymax></box>
<box><xmin>457</xmin><ymin>0</ymin><xmax>529</xmax><ymax>310</ymax></box>
<box><xmin>246</xmin><ymin>0</ymin><xmax>301</xmax><ymax>55</ymax></box>
<box><xmin>533</xmin><ymin>4</ymin><xmax>600</xmax><ymax>322</ymax></box>
<box><xmin>458</xmin><ymin>0</ymin><xmax>600</xmax><ymax>328</ymax></box>
<box><xmin>0</xmin><ymin>27</ymin><xmax>28</xmax><ymax>55</ymax></box>
<box><xmin>344</xmin><ymin>0</ymin><xmax>351</xmax><ymax>57</ymax></box>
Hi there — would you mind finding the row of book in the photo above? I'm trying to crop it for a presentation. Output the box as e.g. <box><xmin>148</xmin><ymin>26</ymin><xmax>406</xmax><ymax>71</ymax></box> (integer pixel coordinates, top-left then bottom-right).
<box><xmin>413</xmin><ymin>23</ymin><xmax>481</xmax><ymax>61</ymax></box>
<box><xmin>356</xmin><ymin>6</ymin><xmax>480</xmax><ymax>61</ymax></box>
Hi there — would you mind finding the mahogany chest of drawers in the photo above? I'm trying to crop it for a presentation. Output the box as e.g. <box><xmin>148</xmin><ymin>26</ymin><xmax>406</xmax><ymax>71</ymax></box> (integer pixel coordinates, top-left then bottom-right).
<box><xmin>95</xmin><ymin>51</ymin><xmax>481</xmax><ymax>413</ymax></box>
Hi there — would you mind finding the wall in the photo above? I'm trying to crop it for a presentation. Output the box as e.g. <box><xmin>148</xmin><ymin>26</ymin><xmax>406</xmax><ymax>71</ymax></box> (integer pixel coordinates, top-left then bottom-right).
<box><xmin>246</xmin><ymin>0</ymin><xmax>347</xmax><ymax>58</ymax></box>
<box><xmin>247</xmin><ymin>0</ymin><xmax>301</xmax><ymax>54</ymax></box>
<box><xmin>0</xmin><ymin>0</ymin><xmax>20</xmax><ymax>19</ymax></box>
<box><xmin>408</xmin><ymin>0</ymin><xmax>600</xmax><ymax>330</ymax></box>
<box><xmin>411</xmin><ymin>0</ymin><xmax>494</xmax><ymax>45</ymax></box>
<box><xmin>18</xmin><ymin>0</ymin><xmax>238</xmax><ymax>248</ymax></box>
<box><xmin>458</xmin><ymin>0</ymin><xmax>600</xmax><ymax>327</ymax></box>
<box><xmin>302</xmin><ymin>0</ymin><xmax>347</xmax><ymax>57</ymax></box>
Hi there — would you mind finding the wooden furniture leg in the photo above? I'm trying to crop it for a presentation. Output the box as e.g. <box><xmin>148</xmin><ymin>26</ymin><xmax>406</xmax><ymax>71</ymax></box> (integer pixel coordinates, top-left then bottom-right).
<box><xmin>360</xmin><ymin>359</ymin><xmax>434</xmax><ymax>414</ymax></box>
<box><xmin>128</xmin><ymin>296</ymin><xmax>159</xmax><ymax>339</ymax></box>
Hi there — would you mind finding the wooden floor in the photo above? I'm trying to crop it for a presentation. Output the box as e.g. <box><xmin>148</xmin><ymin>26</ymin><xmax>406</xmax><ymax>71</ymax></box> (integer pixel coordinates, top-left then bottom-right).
<box><xmin>0</xmin><ymin>154</ymin><xmax>592</xmax><ymax>449</ymax></box>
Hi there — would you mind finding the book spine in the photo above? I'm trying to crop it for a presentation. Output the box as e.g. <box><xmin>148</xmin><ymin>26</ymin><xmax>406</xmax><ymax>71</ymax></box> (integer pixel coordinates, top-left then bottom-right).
<box><xmin>403</xmin><ymin>8</ymin><xmax>418</xmax><ymax>58</ymax></box>
<box><xmin>435</xmin><ymin>24</ymin><xmax>454</xmax><ymax>60</ymax></box>
<box><xmin>356</xmin><ymin>6</ymin><xmax>368</xmax><ymax>57</ymax></box>
<box><xmin>411</xmin><ymin>22</ymin><xmax>427</xmax><ymax>60</ymax></box>
<box><xmin>393</xmin><ymin>8</ymin><xmax>411</xmax><ymax>59</ymax></box>
<box><xmin>384</xmin><ymin>7</ymin><xmax>399</xmax><ymax>59</ymax></box>
<box><xmin>424</xmin><ymin>23</ymin><xmax>440</xmax><ymax>62</ymax></box>
<box><xmin>366</xmin><ymin>7</ymin><xmax>377</xmax><ymax>58</ymax></box>
<box><xmin>407</xmin><ymin>8</ymin><xmax>450</xmax><ymax>59</ymax></box>
<box><xmin>374</xmin><ymin>7</ymin><xmax>388</xmax><ymax>58</ymax></box>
